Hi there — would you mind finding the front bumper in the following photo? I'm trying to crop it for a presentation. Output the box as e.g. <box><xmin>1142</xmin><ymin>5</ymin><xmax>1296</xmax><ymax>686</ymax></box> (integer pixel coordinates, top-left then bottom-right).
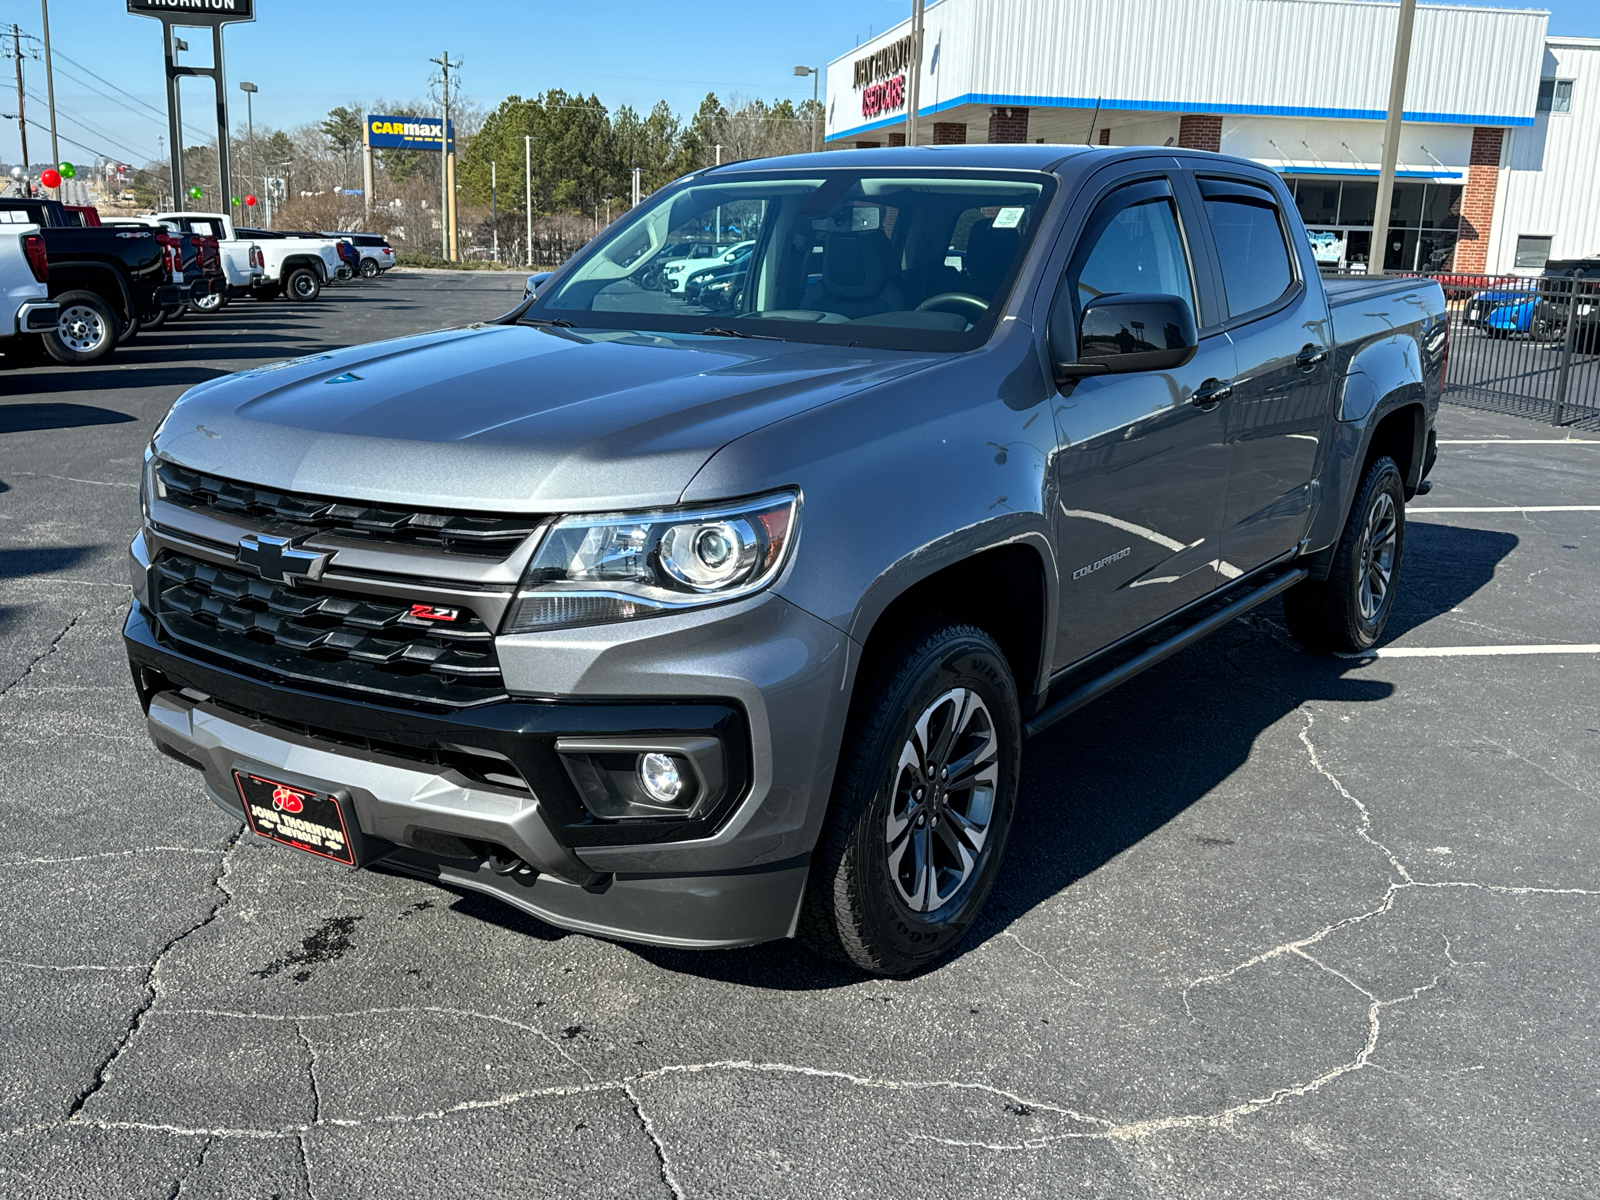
<box><xmin>124</xmin><ymin>564</ymin><xmax>851</xmax><ymax>947</ymax></box>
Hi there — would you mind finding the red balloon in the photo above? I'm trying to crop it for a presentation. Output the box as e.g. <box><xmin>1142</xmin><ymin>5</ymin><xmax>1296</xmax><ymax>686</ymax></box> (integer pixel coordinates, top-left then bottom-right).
<box><xmin>245</xmin><ymin>194</ymin><xmax>257</xmax><ymax>206</ymax></box>
<box><xmin>39</xmin><ymin>168</ymin><xmax>61</xmax><ymax>189</ymax></box>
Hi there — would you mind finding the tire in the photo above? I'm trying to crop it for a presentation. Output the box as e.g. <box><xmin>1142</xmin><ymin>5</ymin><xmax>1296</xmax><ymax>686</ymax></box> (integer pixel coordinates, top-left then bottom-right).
<box><xmin>164</xmin><ymin>305</ymin><xmax>187</xmax><ymax>323</ymax></box>
<box><xmin>189</xmin><ymin>290</ymin><xmax>226</xmax><ymax>315</ymax></box>
<box><xmin>43</xmin><ymin>290</ymin><xmax>119</xmax><ymax>365</ymax></box>
<box><xmin>1283</xmin><ymin>456</ymin><xmax>1406</xmax><ymax>654</ymax></box>
<box><xmin>799</xmin><ymin>622</ymin><xmax>1022</xmax><ymax>976</ymax></box>
<box><xmin>359</xmin><ymin>257</ymin><xmax>380</xmax><ymax>279</ymax></box>
<box><xmin>144</xmin><ymin>308</ymin><xmax>168</xmax><ymax>329</ymax></box>
<box><xmin>117</xmin><ymin>315</ymin><xmax>141</xmax><ymax>345</ymax></box>
<box><xmin>285</xmin><ymin>268</ymin><xmax>321</xmax><ymax>302</ymax></box>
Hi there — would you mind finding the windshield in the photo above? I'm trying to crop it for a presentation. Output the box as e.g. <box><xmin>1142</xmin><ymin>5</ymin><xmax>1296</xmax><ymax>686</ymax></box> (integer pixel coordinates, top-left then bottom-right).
<box><xmin>526</xmin><ymin>168</ymin><xmax>1055</xmax><ymax>351</ymax></box>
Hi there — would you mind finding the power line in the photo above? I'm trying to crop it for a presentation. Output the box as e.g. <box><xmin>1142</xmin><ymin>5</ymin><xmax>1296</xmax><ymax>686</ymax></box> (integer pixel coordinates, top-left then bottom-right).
<box><xmin>23</xmin><ymin>85</ymin><xmax>153</xmax><ymax>161</ymax></box>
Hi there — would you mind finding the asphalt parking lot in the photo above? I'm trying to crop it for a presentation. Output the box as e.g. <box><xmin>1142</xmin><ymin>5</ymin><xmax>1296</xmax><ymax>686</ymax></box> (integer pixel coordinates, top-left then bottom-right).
<box><xmin>2</xmin><ymin>272</ymin><xmax>1597</xmax><ymax>1199</ymax></box>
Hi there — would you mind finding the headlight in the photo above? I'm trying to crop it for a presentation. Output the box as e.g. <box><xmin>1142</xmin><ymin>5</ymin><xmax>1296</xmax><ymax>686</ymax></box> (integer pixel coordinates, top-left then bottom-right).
<box><xmin>502</xmin><ymin>491</ymin><xmax>798</xmax><ymax>634</ymax></box>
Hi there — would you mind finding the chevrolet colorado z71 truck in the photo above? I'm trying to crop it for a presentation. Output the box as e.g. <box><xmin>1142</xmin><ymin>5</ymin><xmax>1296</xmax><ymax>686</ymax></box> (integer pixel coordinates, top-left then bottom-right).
<box><xmin>127</xmin><ymin>146</ymin><xmax>1445</xmax><ymax>975</ymax></box>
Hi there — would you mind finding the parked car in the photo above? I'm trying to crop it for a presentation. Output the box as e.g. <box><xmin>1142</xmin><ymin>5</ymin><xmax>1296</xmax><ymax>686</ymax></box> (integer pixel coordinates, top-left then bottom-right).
<box><xmin>323</xmin><ymin>232</ymin><xmax>395</xmax><ymax>277</ymax></box>
<box><xmin>0</xmin><ymin>221</ymin><xmax>60</xmax><ymax>363</ymax></box>
<box><xmin>661</xmin><ymin>241</ymin><xmax>753</xmax><ymax>294</ymax></box>
<box><xmin>127</xmin><ymin>145</ymin><xmax>1445</xmax><ymax>975</ymax></box>
<box><xmin>233</xmin><ymin>223</ymin><xmax>344</xmax><ymax>301</ymax></box>
<box><xmin>0</xmin><ymin>197</ymin><xmax>195</xmax><ymax>363</ymax></box>
<box><xmin>153</xmin><ymin>212</ymin><xmax>266</xmax><ymax>311</ymax></box>
<box><xmin>683</xmin><ymin>245</ymin><xmax>754</xmax><ymax>305</ymax></box>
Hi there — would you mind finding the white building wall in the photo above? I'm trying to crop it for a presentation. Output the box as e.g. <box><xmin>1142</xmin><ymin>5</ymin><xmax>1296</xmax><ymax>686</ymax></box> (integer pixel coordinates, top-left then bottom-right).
<box><xmin>1489</xmin><ymin>39</ymin><xmax>1600</xmax><ymax>271</ymax></box>
<box><xmin>1219</xmin><ymin>116</ymin><xmax>1475</xmax><ymax>179</ymax></box>
<box><xmin>826</xmin><ymin>0</ymin><xmax>1547</xmax><ymax>142</ymax></box>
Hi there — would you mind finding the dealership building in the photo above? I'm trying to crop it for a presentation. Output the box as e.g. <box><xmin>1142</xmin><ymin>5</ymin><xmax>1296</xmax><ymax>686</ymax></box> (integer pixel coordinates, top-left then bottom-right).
<box><xmin>824</xmin><ymin>0</ymin><xmax>1599</xmax><ymax>276</ymax></box>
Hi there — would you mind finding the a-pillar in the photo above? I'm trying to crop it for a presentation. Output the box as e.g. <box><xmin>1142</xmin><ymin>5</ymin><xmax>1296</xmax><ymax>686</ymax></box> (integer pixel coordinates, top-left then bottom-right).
<box><xmin>1177</xmin><ymin>114</ymin><xmax>1222</xmax><ymax>152</ymax></box>
<box><xmin>1453</xmin><ymin>127</ymin><xmax>1504</xmax><ymax>274</ymax></box>
<box><xmin>987</xmin><ymin>107</ymin><xmax>1029</xmax><ymax>144</ymax></box>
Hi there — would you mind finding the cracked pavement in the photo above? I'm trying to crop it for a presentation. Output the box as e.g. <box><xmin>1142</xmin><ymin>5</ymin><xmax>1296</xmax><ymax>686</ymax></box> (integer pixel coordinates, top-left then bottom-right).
<box><xmin>3</xmin><ymin>275</ymin><xmax>1598</xmax><ymax>1197</ymax></box>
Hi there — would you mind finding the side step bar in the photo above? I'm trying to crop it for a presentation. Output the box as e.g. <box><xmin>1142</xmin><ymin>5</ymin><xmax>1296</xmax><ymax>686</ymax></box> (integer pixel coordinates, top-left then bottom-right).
<box><xmin>1023</xmin><ymin>568</ymin><xmax>1308</xmax><ymax>739</ymax></box>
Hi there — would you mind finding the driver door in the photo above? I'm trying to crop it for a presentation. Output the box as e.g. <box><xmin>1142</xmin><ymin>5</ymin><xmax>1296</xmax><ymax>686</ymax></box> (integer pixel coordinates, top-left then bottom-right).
<box><xmin>1046</xmin><ymin>173</ymin><xmax>1235</xmax><ymax>669</ymax></box>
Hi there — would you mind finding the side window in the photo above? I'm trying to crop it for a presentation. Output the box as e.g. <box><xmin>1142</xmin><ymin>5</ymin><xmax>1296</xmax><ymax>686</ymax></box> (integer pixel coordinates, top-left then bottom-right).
<box><xmin>1201</xmin><ymin>183</ymin><xmax>1294</xmax><ymax>318</ymax></box>
<box><xmin>1071</xmin><ymin>195</ymin><xmax>1195</xmax><ymax>317</ymax></box>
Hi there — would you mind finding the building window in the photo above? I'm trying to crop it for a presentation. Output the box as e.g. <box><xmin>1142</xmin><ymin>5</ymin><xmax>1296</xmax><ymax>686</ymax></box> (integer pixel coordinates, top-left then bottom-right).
<box><xmin>1537</xmin><ymin>79</ymin><xmax>1574</xmax><ymax>114</ymax></box>
<box><xmin>1514</xmin><ymin>235</ymin><xmax>1552</xmax><ymax>269</ymax></box>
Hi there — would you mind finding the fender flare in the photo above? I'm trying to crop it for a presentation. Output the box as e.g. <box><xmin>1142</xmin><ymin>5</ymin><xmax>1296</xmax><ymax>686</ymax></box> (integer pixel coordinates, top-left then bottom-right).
<box><xmin>48</xmin><ymin>260</ymin><xmax>135</xmax><ymax>323</ymax></box>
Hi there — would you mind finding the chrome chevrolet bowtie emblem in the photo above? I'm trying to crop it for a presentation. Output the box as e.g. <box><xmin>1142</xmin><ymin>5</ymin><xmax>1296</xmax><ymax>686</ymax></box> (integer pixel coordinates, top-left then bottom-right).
<box><xmin>236</xmin><ymin>534</ymin><xmax>330</xmax><ymax>583</ymax></box>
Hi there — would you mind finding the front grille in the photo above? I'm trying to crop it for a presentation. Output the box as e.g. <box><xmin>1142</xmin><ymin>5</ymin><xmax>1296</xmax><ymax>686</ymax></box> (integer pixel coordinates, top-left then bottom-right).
<box><xmin>155</xmin><ymin>462</ymin><xmax>540</xmax><ymax>558</ymax></box>
<box><xmin>150</xmin><ymin>553</ymin><xmax>505</xmax><ymax>707</ymax></box>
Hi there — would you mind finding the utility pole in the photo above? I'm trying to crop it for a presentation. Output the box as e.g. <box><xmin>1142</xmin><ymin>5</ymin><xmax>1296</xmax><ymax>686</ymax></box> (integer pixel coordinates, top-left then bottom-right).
<box><xmin>12</xmin><ymin>26</ymin><xmax>29</xmax><ymax>190</ymax></box>
<box><xmin>1368</xmin><ymin>0</ymin><xmax>1417</xmax><ymax>275</ymax></box>
<box><xmin>39</xmin><ymin>0</ymin><xmax>58</xmax><ymax>177</ymax></box>
<box><xmin>491</xmin><ymin>160</ymin><xmax>498</xmax><ymax>262</ymax></box>
<box><xmin>904</xmin><ymin>0</ymin><xmax>926</xmax><ymax>147</ymax></box>
<box><xmin>239</xmin><ymin>81</ymin><xmax>257</xmax><ymax>219</ymax></box>
<box><xmin>524</xmin><ymin>133</ymin><xmax>532</xmax><ymax>267</ymax></box>
<box><xmin>428</xmin><ymin>50</ymin><xmax>461</xmax><ymax>260</ymax></box>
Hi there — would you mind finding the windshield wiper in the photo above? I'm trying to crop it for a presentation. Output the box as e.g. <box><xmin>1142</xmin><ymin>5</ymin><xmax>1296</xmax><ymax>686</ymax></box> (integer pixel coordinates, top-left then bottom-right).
<box><xmin>696</xmin><ymin>326</ymin><xmax>780</xmax><ymax>340</ymax></box>
<box><xmin>520</xmin><ymin>316</ymin><xmax>575</xmax><ymax>328</ymax></box>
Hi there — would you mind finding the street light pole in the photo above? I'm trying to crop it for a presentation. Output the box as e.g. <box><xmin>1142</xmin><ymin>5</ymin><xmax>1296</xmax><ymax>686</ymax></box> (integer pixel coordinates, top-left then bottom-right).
<box><xmin>793</xmin><ymin>65</ymin><xmax>819</xmax><ymax>153</ymax></box>
<box><xmin>1368</xmin><ymin>0</ymin><xmax>1417</xmax><ymax>275</ymax></box>
<box><xmin>491</xmin><ymin>160</ymin><xmax>498</xmax><ymax>262</ymax></box>
<box><xmin>239</xmin><ymin>81</ymin><xmax>256</xmax><ymax>222</ymax></box>
<box><xmin>524</xmin><ymin>133</ymin><xmax>532</xmax><ymax>267</ymax></box>
<box><xmin>904</xmin><ymin>0</ymin><xmax>925</xmax><ymax>147</ymax></box>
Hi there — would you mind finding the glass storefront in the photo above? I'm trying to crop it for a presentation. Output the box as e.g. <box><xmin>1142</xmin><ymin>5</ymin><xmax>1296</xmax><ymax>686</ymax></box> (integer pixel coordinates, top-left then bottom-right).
<box><xmin>1286</xmin><ymin>178</ymin><xmax>1463</xmax><ymax>273</ymax></box>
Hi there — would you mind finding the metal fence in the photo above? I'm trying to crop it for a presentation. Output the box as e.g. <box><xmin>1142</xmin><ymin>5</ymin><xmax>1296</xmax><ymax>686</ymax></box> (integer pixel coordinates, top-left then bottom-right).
<box><xmin>1326</xmin><ymin>270</ymin><xmax>1600</xmax><ymax>427</ymax></box>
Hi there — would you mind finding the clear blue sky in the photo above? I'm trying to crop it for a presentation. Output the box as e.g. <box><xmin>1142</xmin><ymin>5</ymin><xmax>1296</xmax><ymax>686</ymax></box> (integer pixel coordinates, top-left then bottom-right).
<box><xmin>0</xmin><ymin>0</ymin><xmax>1593</xmax><ymax>169</ymax></box>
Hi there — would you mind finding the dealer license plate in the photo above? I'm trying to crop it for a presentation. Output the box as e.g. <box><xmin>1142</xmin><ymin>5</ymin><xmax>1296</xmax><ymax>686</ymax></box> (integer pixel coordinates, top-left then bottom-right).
<box><xmin>235</xmin><ymin>772</ymin><xmax>358</xmax><ymax>866</ymax></box>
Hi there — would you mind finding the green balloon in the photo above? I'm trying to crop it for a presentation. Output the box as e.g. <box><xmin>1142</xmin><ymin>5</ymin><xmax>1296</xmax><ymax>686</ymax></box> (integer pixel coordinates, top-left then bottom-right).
<box><xmin>58</xmin><ymin>162</ymin><xmax>75</xmax><ymax>179</ymax></box>
<box><xmin>189</xmin><ymin>186</ymin><xmax>203</xmax><ymax>199</ymax></box>
<box><xmin>231</xmin><ymin>196</ymin><xmax>240</xmax><ymax>206</ymax></box>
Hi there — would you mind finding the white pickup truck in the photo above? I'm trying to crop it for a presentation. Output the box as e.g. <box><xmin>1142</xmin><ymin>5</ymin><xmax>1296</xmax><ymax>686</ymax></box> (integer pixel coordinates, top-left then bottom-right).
<box><xmin>152</xmin><ymin>212</ymin><xmax>263</xmax><ymax>312</ymax></box>
<box><xmin>157</xmin><ymin>212</ymin><xmax>339</xmax><ymax>303</ymax></box>
<box><xmin>0</xmin><ymin>220</ymin><xmax>60</xmax><ymax>362</ymax></box>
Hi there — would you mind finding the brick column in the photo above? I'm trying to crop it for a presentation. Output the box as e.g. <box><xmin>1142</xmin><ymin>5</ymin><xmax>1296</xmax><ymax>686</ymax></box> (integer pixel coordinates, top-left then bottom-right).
<box><xmin>1177</xmin><ymin>114</ymin><xmax>1222</xmax><ymax>152</ymax></box>
<box><xmin>1098</xmin><ymin>128</ymin><xmax>1110</xmax><ymax>145</ymax></box>
<box><xmin>855</xmin><ymin>141</ymin><xmax>882</xmax><ymax>150</ymax></box>
<box><xmin>987</xmin><ymin>107</ymin><xmax>1030</xmax><ymax>144</ymax></box>
<box><xmin>1453</xmin><ymin>127</ymin><xmax>1504</xmax><ymax>273</ymax></box>
<box><xmin>889</xmin><ymin>132</ymin><xmax>906</xmax><ymax>147</ymax></box>
<box><xmin>933</xmin><ymin>122</ymin><xmax>967</xmax><ymax>145</ymax></box>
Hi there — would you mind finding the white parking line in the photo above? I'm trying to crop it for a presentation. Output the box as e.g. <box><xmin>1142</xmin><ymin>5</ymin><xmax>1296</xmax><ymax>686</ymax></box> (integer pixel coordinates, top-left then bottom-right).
<box><xmin>1408</xmin><ymin>506</ymin><xmax>1600</xmax><ymax>513</ymax></box>
<box><xmin>1437</xmin><ymin>439</ymin><xmax>1600</xmax><ymax>445</ymax></box>
<box><xmin>1338</xmin><ymin>644</ymin><xmax>1600</xmax><ymax>659</ymax></box>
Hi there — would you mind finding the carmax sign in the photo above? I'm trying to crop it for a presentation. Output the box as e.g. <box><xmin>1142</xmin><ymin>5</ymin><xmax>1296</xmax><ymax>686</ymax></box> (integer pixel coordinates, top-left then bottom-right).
<box><xmin>366</xmin><ymin>115</ymin><xmax>454</xmax><ymax>150</ymax></box>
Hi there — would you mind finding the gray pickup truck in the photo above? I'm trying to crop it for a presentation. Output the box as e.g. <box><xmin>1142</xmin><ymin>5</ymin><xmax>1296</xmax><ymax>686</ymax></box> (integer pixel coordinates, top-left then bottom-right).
<box><xmin>126</xmin><ymin>145</ymin><xmax>1445</xmax><ymax>975</ymax></box>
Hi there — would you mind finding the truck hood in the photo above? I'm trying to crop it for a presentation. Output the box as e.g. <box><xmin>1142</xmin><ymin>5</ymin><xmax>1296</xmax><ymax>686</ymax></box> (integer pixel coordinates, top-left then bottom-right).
<box><xmin>155</xmin><ymin>322</ymin><xmax>940</xmax><ymax>512</ymax></box>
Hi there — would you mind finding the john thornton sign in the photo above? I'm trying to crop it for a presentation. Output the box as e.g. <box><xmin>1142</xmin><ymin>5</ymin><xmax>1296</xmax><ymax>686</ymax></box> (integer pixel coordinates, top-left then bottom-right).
<box><xmin>126</xmin><ymin>0</ymin><xmax>255</xmax><ymax>20</ymax></box>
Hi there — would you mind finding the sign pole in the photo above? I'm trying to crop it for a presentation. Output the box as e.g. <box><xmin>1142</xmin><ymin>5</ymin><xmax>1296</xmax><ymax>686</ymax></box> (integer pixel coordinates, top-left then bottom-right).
<box><xmin>1368</xmin><ymin>0</ymin><xmax>1416</xmax><ymax>275</ymax></box>
<box><xmin>362</xmin><ymin>121</ymin><xmax>373</xmax><ymax>221</ymax></box>
<box><xmin>39</xmin><ymin>0</ymin><xmax>59</xmax><ymax>176</ymax></box>
<box><xmin>211</xmin><ymin>22</ymin><xmax>232</xmax><ymax>204</ymax></box>
<box><xmin>904</xmin><ymin>0</ymin><xmax>925</xmax><ymax>147</ymax></box>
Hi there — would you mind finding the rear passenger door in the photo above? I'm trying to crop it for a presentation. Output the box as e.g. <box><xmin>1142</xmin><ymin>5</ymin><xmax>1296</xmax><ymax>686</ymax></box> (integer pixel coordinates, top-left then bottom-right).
<box><xmin>1192</xmin><ymin>174</ymin><xmax>1335</xmax><ymax>575</ymax></box>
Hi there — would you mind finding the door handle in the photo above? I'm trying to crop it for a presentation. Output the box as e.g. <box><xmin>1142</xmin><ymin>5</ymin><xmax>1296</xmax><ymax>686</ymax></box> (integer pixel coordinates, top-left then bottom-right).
<box><xmin>1296</xmin><ymin>344</ymin><xmax>1330</xmax><ymax>370</ymax></box>
<box><xmin>1190</xmin><ymin>378</ymin><xmax>1233</xmax><ymax>409</ymax></box>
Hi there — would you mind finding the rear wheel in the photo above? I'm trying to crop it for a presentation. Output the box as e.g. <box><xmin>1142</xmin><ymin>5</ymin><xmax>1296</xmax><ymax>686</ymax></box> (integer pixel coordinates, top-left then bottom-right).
<box><xmin>285</xmin><ymin>268</ymin><xmax>321</xmax><ymax>302</ymax></box>
<box><xmin>144</xmin><ymin>308</ymin><xmax>168</xmax><ymax>330</ymax></box>
<box><xmin>800</xmin><ymin>622</ymin><xmax>1021</xmax><ymax>976</ymax></box>
<box><xmin>189</xmin><ymin>290</ymin><xmax>226</xmax><ymax>314</ymax></box>
<box><xmin>43</xmin><ymin>290</ymin><xmax>119</xmax><ymax>365</ymax></box>
<box><xmin>1284</xmin><ymin>456</ymin><xmax>1406</xmax><ymax>653</ymax></box>
<box><xmin>359</xmin><ymin>257</ymin><xmax>380</xmax><ymax>279</ymax></box>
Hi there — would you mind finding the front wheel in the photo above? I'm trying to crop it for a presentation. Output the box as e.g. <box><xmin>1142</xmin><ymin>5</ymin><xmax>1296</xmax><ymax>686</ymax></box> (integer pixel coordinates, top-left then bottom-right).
<box><xmin>43</xmin><ymin>290</ymin><xmax>120</xmax><ymax>365</ymax></box>
<box><xmin>800</xmin><ymin>623</ymin><xmax>1022</xmax><ymax>976</ymax></box>
<box><xmin>285</xmin><ymin>268</ymin><xmax>321</xmax><ymax>302</ymax></box>
<box><xmin>1283</xmin><ymin>456</ymin><xmax>1406</xmax><ymax>653</ymax></box>
<box><xmin>359</xmin><ymin>257</ymin><xmax>380</xmax><ymax>279</ymax></box>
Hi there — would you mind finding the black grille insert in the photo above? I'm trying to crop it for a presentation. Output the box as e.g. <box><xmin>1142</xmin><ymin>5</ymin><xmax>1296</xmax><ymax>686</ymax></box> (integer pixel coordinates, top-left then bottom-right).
<box><xmin>155</xmin><ymin>462</ymin><xmax>540</xmax><ymax>558</ymax></box>
<box><xmin>151</xmin><ymin>553</ymin><xmax>506</xmax><ymax>707</ymax></box>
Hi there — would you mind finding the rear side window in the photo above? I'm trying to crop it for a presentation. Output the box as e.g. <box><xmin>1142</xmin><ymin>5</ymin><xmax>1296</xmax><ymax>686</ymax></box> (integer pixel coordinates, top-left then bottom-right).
<box><xmin>1201</xmin><ymin>182</ymin><xmax>1294</xmax><ymax>318</ymax></box>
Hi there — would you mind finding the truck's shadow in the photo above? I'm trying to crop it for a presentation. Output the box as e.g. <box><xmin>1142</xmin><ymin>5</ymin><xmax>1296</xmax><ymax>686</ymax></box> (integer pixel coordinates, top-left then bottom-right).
<box><xmin>484</xmin><ymin>523</ymin><xmax>1520</xmax><ymax>988</ymax></box>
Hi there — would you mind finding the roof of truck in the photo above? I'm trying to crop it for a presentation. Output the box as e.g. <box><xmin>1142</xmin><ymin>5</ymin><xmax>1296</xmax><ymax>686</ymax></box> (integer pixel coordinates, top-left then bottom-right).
<box><xmin>704</xmin><ymin>143</ymin><xmax>1104</xmax><ymax>175</ymax></box>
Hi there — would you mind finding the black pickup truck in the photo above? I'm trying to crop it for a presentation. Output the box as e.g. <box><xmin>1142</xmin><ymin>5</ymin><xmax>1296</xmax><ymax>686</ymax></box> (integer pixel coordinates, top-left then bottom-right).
<box><xmin>0</xmin><ymin>197</ymin><xmax>209</xmax><ymax>365</ymax></box>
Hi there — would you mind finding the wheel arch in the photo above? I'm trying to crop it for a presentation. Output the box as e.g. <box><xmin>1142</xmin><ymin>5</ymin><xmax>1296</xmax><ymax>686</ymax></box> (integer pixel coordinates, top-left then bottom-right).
<box><xmin>48</xmin><ymin>262</ymin><xmax>134</xmax><ymax>323</ymax></box>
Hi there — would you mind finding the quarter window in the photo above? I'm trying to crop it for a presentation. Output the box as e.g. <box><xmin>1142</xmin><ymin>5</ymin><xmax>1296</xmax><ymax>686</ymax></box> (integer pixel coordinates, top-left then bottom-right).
<box><xmin>1204</xmin><ymin>195</ymin><xmax>1294</xmax><ymax>318</ymax></box>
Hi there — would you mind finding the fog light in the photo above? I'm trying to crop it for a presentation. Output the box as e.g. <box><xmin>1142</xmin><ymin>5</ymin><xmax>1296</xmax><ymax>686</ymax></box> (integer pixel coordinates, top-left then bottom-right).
<box><xmin>639</xmin><ymin>752</ymin><xmax>684</xmax><ymax>804</ymax></box>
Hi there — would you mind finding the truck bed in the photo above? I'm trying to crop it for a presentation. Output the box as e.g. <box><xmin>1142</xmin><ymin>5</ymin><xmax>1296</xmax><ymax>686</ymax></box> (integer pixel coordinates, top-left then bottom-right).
<box><xmin>1322</xmin><ymin>275</ymin><xmax>1426</xmax><ymax>307</ymax></box>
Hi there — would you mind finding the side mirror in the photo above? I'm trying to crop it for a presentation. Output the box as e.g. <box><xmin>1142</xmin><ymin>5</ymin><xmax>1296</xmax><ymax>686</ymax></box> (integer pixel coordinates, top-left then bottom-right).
<box><xmin>525</xmin><ymin>271</ymin><xmax>553</xmax><ymax>299</ymax></box>
<box><xmin>1055</xmin><ymin>292</ymin><xmax>1198</xmax><ymax>380</ymax></box>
